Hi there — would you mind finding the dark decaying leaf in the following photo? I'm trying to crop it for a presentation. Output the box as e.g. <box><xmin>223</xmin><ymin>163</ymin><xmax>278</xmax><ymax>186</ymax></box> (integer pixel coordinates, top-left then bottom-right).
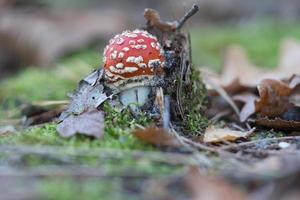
<box><xmin>25</xmin><ymin>107</ymin><xmax>64</xmax><ymax>126</ymax></box>
<box><xmin>56</xmin><ymin>110</ymin><xmax>104</xmax><ymax>138</ymax></box>
<box><xmin>132</xmin><ymin>127</ymin><xmax>181</xmax><ymax>147</ymax></box>
<box><xmin>235</xmin><ymin>77</ymin><xmax>300</xmax><ymax>122</ymax></box>
<box><xmin>255</xmin><ymin>117</ymin><xmax>300</xmax><ymax>131</ymax></box>
<box><xmin>144</xmin><ymin>8</ymin><xmax>177</xmax><ymax>32</ymax></box>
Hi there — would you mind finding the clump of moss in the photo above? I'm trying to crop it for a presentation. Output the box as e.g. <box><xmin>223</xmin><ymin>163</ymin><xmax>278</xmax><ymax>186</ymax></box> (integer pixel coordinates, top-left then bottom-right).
<box><xmin>181</xmin><ymin>68</ymin><xmax>209</xmax><ymax>134</ymax></box>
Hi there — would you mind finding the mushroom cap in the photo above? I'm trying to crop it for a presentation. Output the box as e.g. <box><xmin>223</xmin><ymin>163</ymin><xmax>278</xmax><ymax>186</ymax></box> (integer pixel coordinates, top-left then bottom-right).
<box><xmin>103</xmin><ymin>29</ymin><xmax>165</xmax><ymax>91</ymax></box>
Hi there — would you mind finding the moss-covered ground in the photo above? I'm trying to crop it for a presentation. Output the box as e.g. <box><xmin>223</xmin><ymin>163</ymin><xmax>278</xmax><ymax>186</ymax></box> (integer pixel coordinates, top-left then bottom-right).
<box><xmin>1</xmin><ymin>21</ymin><xmax>300</xmax><ymax>199</ymax></box>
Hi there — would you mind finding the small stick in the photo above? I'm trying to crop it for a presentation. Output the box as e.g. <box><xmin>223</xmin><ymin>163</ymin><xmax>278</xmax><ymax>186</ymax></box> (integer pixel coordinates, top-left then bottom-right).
<box><xmin>221</xmin><ymin>136</ymin><xmax>300</xmax><ymax>151</ymax></box>
<box><xmin>176</xmin><ymin>4</ymin><xmax>199</xmax><ymax>30</ymax></box>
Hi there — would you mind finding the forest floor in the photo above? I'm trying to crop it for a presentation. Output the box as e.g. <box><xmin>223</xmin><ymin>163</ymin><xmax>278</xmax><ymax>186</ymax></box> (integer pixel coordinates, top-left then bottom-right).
<box><xmin>1</xmin><ymin>21</ymin><xmax>300</xmax><ymax>199</ymax></box>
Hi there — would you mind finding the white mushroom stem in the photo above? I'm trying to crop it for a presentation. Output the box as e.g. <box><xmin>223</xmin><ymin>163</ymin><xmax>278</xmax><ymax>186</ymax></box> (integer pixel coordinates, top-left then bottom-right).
<box><xmin>119</xmin><ymin>86</ymin><xmax>151</xmax><ymax>111</ymax></box>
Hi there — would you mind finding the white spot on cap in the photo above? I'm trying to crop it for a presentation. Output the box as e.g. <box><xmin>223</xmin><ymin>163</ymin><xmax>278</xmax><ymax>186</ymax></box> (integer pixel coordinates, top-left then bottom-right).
<box><xmin>110</xmin><ymin>50</ymin><xmax>118</xmax><ymax>59</ymax></box>
<box><xmin>130</xmin><ymin>44</ymin><xmax>147</xmax><ymax>50</ymax></box>
<box><xmin>122</xmin><ymin>31</ymin><xmax>138</xmax><ymax>38</ymax></box>
<box><xmin>137</xmin><ymin>39</ymin><xmax>144</xmax><ymax>43</ymax></box>
<box><xmin>116</xmin><ymin>63</ymin><xmax>124</xmax><ymax>69</ymax></box>
<box><xmin>109</xmin><ymin>39</ymin><xmax>115</xmax><ymax>44</ymax></box>
<box><xmin>116</xmin><ymin>37</ymin><xmax>124</xmax><ymax>45</ymax></box>
<box><xmin>138</xmin><ymin>63</ymin><xmax>147</xmax><ymax>68</ymax></box>
<box><xmin>118</xmin><ymin>52</ymin><xmax>125</xmax><ymax>58</ymax></box>
<box><xmin>126</xmin><ymin>56</ymin><xmax>144</xmax><ymax>64</ymax></box>
<box><xmin>122</xmin><ymin>47</ymin><xmax>129</xmax><ymax>52</ymax></box>
<box><xmin>150</xmin><ymin>42</ymin><xmax>156</xmax><ymax>48</ymax></box>
<box><xmin>148</xmin><ymin>34</ymin><xmax>157</xmax><ymax>40</ymax></box>
<box><xmin>113</xmin><ymin>34</ymin><xmax>121</xmax><ymax>39</ymax></box>
<box><xmin>109</xmin><ymin>65</ymin><xmax>138</xmax><ymax>74</ymax></box>
<box><xmin>105</xmin><ymin>69</ymin><xmax>114</xmax><ymax>78</ymax></box>
<box><xmin>141</xmin><ymin>33</ymin><xmax>149</xmax><ymax>38</ymax></box>
<box><xmin>133</xmin><ymin>29</ymin><xmax>142</xmax><ymax>34</ymax></box>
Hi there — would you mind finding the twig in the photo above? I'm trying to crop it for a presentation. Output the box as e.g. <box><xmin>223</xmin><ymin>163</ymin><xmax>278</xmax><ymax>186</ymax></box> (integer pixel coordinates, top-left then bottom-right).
<box><xmin>32</xmin><ymin>100</ymin><xmax>69</xmax><ymax>107</ymax></box>
<box><xmin>210</xmin><ymin>109</ymin><xmax>231</xmax><ymax>123</ymax></box>
<box><xmin>221</xmin><ymin>136</ymin><xmax>300</xmax><ymax>151</ymax></box>
<box><xmin>203</xmin><ymin>75</ymin><xmax>240</xmax><ymax>117</ymax></box>
<box><xmin>179</xmin><ymin>136</ymin><xmax>219</xmax><ymax>153</ymax></box>
<box><xmin>176</xmin><ymin>4</ymin><xmax>199</xmax><ymax>30</ymax></box>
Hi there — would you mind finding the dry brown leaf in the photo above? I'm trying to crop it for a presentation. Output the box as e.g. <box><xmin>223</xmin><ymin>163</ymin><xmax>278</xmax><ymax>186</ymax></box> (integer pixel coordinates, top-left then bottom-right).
<box><xmin>204</xmin><ymin>125</ymin><xmax>254</xmax><ymax>143</ymax></box>
<box><xmin>207</xmin><ymin>39</ymin><xmax>300</xmax><ymax>89</ymax></box>
<box><xmin>144</xmin><ymin>8</ymin><xmax>177</xmax><ymax>32</ymax></box>
<box><xmin>56</xmin><ymin>110</ymin><xmax>104</xmax><ymax>138</ymax></box>
<box><xmin>234</xmin><ymin>77</ymin><xmax>300</xmax><ymax>122</ymax></box>
<box><xmin>255</xmin><ymin>117</ymin><xmax>300</xmax><ymax>131</ymax></box>
<box><xmin>25</xmin><ymin>107</ymin><xmax>64</xmax><ymax>126</ymax></box>
<box><xmin>255</xmin><ymin>79</ymin><xmax>292</xmax><ymax>117</ymax></box>
<box><xmin>132</xmin><ymin>127</ymin><xmax>181</xmax><ymax>147</ymax></box>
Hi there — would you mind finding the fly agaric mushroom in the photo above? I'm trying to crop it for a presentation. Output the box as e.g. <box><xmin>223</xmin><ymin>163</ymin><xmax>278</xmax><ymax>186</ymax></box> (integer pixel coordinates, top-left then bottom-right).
<box><xmin>103</xmin><ymin>29</ymin><xmax>165</xmax><ymax>110</ymax></box>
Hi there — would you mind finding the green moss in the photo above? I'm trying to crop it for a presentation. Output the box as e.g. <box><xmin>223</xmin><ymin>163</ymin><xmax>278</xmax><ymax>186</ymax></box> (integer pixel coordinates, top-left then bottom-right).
<box><xmin>38</xmin><ymin>178</ymin><xmax>125</xmax><ymax>200</ymax></box>
<box><xmin>182</xmin><ymin>68</ymin><xmax>209</xmax><ymax>134</ymax></box>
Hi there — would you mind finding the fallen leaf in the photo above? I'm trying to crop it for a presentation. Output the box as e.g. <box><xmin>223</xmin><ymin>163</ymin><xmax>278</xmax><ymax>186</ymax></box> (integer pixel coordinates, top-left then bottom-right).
<box><xmin>255</xmin><ymin>117</ymin><xmax>300</xmax><ymax>131</ymax></box>
<box><xmin>59</xmin><ymin>69</ymin><xmax>108</xmax><ymax>121</ymax></box>
<box><xmin>132</xmin><ymin>127</ymin><xmax>181</xmax><ymax>147</ymax></box>
<box><xmin>204</xmin><ymin>125</ymin><xmax>254</xmax><ymax>143</ymax></box>
<box><xmin>255</xmin><ymin>79</ymin><xmax>292</xmax><ymax>117</ymax></box>
<box><xmin>56</xmin><ymin>110</ymin><xmax>104</xmax><ymax>138</ymax></box>
<box><xmin>207</xmin><ymin>39</ymin><xmax>300</xmax><ymax>89</ymax></box>
<box><xmin>25</xmin><ymin>107</ymin><xmax>64</xmax><ymax>126</ymax></box>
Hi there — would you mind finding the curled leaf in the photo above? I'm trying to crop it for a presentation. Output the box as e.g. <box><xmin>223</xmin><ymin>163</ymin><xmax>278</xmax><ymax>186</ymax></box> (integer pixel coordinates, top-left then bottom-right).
<box><xmin>204</xmin><ymin>126</ymin><xmax>254</xmax><ymax>143</ymax></box>
<box><xmin>255</xmin><ymin>117</ymin><xmax>300</xmax><ymax>131</ymax></box>
<box><xmin>255</xmin><ymin>79</ymin><xmax>292</xmax><ymax>117</ymax></box>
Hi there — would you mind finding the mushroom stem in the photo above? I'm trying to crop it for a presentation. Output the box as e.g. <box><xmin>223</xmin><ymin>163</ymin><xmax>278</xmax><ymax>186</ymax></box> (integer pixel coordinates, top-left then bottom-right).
<box><xmin>119</xmin><ymin>86</ymin><xmax>151</xmax><ymax>111</ymax></box>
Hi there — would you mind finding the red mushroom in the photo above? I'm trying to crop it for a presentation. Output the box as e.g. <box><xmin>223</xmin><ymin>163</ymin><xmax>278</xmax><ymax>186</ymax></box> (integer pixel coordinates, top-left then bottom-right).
<box><xmin>103</xmin><ymin>29</ymin><xmax>165</xmax><ymax>110</ymax></box>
